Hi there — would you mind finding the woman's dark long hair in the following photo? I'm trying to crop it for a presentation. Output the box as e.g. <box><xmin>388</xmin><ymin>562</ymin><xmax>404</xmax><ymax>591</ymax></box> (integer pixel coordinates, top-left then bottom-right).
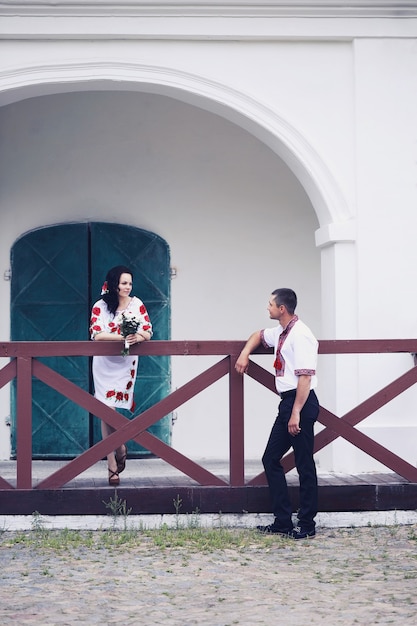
<box><xmin>101</xmin><ymin>265</ymin><xmax>133</xmax><ymax>316</ymax></box>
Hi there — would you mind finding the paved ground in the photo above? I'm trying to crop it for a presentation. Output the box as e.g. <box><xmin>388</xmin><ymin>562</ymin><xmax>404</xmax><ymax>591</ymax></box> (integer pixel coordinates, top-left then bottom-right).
<box><xmin>1</xmin><ymin>523</ymin><xmax>417</xmax><ymax>625</ymax></box>
<box><xmin>1</xmin><ymin>459</ymin><xmax>417</xmax><ymax>624</ymax></box>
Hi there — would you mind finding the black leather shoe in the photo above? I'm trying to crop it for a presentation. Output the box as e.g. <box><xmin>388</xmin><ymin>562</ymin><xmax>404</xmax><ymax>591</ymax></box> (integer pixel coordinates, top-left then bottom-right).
<box><xmin>290</xmin><ymin>526</ymin><xmax>316</xmax><ymax>539</ymax></box>
<box><xmin>256</xmin><ymin>524</ymin><xmax>292</xmax><ymax>536</ymax></box>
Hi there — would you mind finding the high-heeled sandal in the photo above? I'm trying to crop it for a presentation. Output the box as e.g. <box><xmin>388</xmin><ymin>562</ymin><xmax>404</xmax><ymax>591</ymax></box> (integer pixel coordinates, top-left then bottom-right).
<box><xmin>116</xmin><ymin>444</ymin><xmax>128</xmax><ymax>474</ymax></box>
<box><xmin>108</xmin><ymin>469</ymin><xmax>120</xmax><ymax>486</ymax></box>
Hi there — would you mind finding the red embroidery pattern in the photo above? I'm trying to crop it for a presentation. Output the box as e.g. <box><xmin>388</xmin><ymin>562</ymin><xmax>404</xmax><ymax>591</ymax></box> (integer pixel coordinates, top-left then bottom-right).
<box><xmin>106</xmin><ymin>371</ymin><xmax>136</xmax><ymax>403</ymax></box>
<box><xmin>106</xmin><ymin>389</ymin><xmax>130</xmax><ymax>402</ymax></box>
<box><xmin>273</xmin><ymin>316</ymin><xmax>298</xmax><ymax>376</ymax></box>
<box><xmin>109</xmin><ymin>322</ymin><xmax>119</xmax><ymax>334</ymax></box>
<box><xmin>295</xmin><ymin>368</ymin><xmax>316</xmax><ymax>376</ymax></box>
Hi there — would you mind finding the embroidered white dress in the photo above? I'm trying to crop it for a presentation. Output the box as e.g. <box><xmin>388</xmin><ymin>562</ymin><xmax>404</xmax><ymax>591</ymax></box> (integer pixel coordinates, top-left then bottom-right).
<box><xmin>90</xmin><ymin>296</ymin><xmax>152</xmax><ymax>411</ymax></box>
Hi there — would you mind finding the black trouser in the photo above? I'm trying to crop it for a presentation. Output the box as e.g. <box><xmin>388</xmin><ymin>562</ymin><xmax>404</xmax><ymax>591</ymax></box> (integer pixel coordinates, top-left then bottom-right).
<box><xmin>262</xmin><ymin>389</ymin><xmax>319</xmax><ymax>530</ymax></box>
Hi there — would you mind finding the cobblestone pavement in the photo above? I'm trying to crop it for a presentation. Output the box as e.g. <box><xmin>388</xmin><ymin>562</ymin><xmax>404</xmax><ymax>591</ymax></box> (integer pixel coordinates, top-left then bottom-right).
<box><xmin>1</xmin><ymin>524</ymin><xmax>417</xmax><ymax>625</ymax></box>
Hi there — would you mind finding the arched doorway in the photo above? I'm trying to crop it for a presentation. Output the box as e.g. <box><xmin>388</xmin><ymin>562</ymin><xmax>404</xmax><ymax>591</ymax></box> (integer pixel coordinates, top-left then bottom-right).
<box><xmin>10</xmin><ymin>222</ymin><xmax>171</xmax><ymax>459</ymax></box>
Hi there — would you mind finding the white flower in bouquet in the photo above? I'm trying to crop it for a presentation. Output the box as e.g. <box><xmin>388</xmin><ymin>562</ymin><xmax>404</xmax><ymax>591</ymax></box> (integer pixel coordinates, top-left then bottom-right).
<box><xmin>117</xmin><ymin>312</ymin><xmax>142</xmax><ymax>356</ymax></box>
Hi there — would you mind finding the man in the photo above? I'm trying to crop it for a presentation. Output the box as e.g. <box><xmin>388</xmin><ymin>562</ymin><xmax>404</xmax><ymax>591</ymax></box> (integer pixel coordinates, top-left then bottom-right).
<box><xmin>235</xmin><ymin>288</ymin><xmax>320</xmax><ymax>539</ymax></box>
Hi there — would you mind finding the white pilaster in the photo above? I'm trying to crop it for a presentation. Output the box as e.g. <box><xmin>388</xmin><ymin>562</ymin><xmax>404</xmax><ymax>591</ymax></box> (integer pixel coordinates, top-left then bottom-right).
<box><xmin>316</xmin><ymin>229</ymin><xmax>360</xmax><ymax>472</ymax></box>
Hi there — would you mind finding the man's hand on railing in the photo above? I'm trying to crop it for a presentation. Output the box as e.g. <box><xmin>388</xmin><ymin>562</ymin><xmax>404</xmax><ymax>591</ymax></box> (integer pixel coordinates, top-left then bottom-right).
<box><xmin>235</xmin><ymin>353</ymin><xmax>249</xmax><ymax>375</ymax></box>
<box><xmin>235</xmin><ymin>330</ymin><xmax>262</xmax><ymax>374</ymax></box>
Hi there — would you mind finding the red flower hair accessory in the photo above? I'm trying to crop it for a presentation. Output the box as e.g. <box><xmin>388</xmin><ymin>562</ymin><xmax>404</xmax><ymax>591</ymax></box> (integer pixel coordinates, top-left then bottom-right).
<box><xmin>101</xmin><ymin>281</ymin><xmax>109</xmax><ymax>295</ymax></box>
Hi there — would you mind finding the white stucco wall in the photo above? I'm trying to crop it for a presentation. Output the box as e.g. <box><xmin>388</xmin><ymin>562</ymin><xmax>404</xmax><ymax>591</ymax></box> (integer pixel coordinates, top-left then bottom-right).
<box><xmin>0</xmin><ymin>3</ymin><xmax>416</xmax><ymax>473</ymax></box>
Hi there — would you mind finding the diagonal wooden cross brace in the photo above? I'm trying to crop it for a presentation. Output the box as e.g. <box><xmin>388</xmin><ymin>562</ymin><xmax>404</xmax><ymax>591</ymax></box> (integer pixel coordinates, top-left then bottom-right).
<box><xmin>33</xmin><ymin>358</ymin><xmax>230</xmax><ymax>489</ymax></box>
<box><xmin>247</xmin><ymin>362</ymin><xmax>417</xmax><ymax>485</ymax></box>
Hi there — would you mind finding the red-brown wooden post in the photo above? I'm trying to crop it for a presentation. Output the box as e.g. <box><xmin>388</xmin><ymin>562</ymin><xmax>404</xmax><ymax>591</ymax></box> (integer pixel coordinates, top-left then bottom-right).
<box><xmin>0</xmin><ymin>360</ymin><xmax>17</xmax><ymax>488</ymax></box>
<box><xmin>16</xmin><ymin>356</ymin><xmax>33</xmax><ymax>489</ymax></box>
<box><xmin>229</xmin><ymin>354</ymin><xmax>245</xmax><ymax>486</ymax></box>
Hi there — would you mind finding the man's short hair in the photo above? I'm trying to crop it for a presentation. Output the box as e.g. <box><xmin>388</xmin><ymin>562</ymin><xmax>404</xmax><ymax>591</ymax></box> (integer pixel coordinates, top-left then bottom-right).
<box><xmin>272</xmin><ymin>288</ymin><xmax>297</xmax><ymax>315</ymax></box>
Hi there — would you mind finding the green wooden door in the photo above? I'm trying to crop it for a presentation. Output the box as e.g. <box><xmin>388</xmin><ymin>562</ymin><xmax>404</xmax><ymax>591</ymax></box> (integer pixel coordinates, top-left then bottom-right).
<box><xmin>10</xmin><ymin>222</ymin><xmax>171</xmax><ymax>459</ymax></box>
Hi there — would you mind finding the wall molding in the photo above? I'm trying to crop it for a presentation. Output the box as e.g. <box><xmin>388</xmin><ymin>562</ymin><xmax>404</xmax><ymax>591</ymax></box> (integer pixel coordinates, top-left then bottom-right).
<box><xmin>1</xmin><ymin>2</ymin><xmax>416</xmax><ymax>18</ymax></box>
<box><xmin>1</xmin><ymin>1</ymin><xmax>416</xmax><ymax>39</ymax></box>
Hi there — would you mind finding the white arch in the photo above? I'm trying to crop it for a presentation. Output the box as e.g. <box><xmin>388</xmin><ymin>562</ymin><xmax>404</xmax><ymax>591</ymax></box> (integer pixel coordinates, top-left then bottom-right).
<box><xmin>0</xmin><ymin>58</ymin><xmax>360</xmax><ymax>467</ymax></box>
<box><xmin>0</xmin><ymin>60</ymin><xmax>353</xmax><ymax>239</ymax></box>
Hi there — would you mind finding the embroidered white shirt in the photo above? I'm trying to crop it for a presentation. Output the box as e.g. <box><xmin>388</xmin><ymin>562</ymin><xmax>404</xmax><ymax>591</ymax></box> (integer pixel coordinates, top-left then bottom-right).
<box><xmin>261</xmin><ymin>318</ymin><xmax>318</xmax><ymax>394</ymax></box>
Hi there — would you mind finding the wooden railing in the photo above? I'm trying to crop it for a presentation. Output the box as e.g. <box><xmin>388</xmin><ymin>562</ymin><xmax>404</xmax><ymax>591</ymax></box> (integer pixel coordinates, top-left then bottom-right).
<box><xmin>1</xmin><ymin>339</ymin><xmax>417</xmax><ymax>490</ymax></box>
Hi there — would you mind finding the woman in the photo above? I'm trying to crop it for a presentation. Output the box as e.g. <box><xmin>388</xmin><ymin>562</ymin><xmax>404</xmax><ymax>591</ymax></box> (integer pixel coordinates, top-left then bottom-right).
<box><xmin>90</xmin><ymin>265</ymin><xmax>153</xmax><ymax>485</ymax></box>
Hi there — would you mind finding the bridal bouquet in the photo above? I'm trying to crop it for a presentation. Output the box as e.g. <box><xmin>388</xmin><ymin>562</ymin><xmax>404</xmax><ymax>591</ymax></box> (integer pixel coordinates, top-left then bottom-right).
<box><xmin>118</xmin><ymin>312</ymin><xmax>142</xmax><ymax>356</ymax></box>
